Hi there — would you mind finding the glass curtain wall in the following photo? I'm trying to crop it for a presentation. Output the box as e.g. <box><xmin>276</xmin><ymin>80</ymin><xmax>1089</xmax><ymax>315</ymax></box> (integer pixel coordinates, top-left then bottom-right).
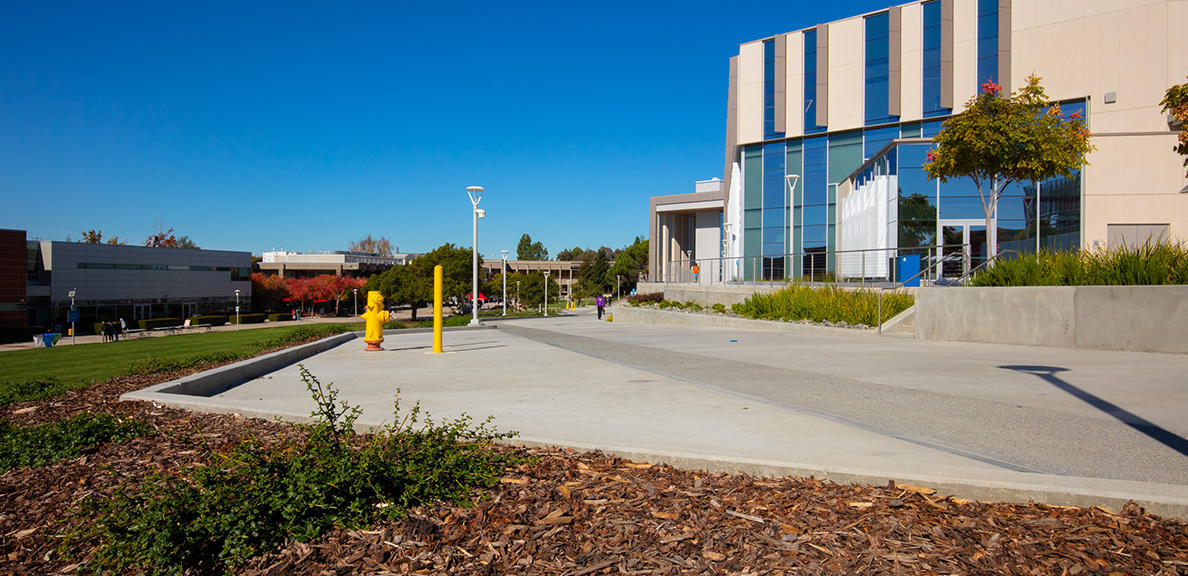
<box><xmin>977</xmin><ymin>0</ymin><xmax>999</xmax><ymax>87</ymax></box>
<box><xmin>922</xmin><ymin>0</ymin><xmax>949</xmax><ymax>118</ymax></box>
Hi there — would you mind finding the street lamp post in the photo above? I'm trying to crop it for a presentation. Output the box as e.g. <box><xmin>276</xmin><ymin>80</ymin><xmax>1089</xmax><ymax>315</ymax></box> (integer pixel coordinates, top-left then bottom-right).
<box><xmin>616</xmin><ymin>275</ymin><xmax>621</xmax><ymax>301</ymax></box>
<box><xmin>467</xmin><ymin>186</ymin><xmax>485</xmax><ymax>326</ymax></box>
<box><xmin>352</xmin><ymin>288</ymin><xmax>358</xmax><ymax>321</ymax></box>
<box><xmin>69</xmin><ymin>289</ymin><xmax>76</xmax><ymax>345</ymax></box>
<box><xmin>234</xmin><ymin>289</ymin><xmax>240</xmax><ymax>330</ymax></box>
<box><xmin>516</xmin><ymin>280</ymin><xmax>520</xmax><ymax>311</ymax></box>
<box><xmin>543</xmin><ymin>271</ymin><xmax>550</xmax><ymax>316</ymax></box>
<box><xmin>500</xmin><ymin>250</ymin><xmax>508</xmax><ymax>316</ymax></box>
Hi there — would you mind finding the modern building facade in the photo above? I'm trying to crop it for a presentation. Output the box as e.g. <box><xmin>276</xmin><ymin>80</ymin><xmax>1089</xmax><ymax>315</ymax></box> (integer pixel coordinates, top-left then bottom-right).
<box><xmin>24</xmin><ymin>238</ymin><xmax>251</xmax><ymax>329</ymax></box>
<box><xmin>648</xmin><ymin>179</ymin><xmax>725</xmax><ymax>283</ymax></box>
<box><xmin>256</xmin><ymin>250</ymin><xmax>417</xmax><ymax>278</ymax></box>
<box><xmin>0</xmin><ymin>229</ymin><xmax>27</xmax><ymax>327</ymax></box>
<box><xmin>723</xmin><ymin>0</ymin><xmax>1188</xmax><ymax>281</ymax></box>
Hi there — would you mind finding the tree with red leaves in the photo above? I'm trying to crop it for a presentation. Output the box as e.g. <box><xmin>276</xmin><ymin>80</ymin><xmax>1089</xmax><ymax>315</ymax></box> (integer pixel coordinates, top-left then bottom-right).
<box><xmin>1161</xmin><ymin>76</ymin><xmax>1188</xmax><ymax>178</ymax></box>
<box><xmin>925</xmin><ymin>74</ymin><xmax>1094</xmax><ymax>254</ymax></box>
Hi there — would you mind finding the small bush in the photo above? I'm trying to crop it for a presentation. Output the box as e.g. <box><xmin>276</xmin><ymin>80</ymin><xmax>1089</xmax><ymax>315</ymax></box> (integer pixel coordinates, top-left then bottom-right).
<box><xmin>712</xmin><ymin>303</ymin><xmax>726</xmax><ymax>314</ymax></box>
<box><xmin>0</xmin><ymin>413</ymin><xmax>152</xmax><ymax>473</ymax></box>
<box><xmin>0</xmin><ymin>325</ymin><xmax>46</xmax><ymax>344</ymax></box>
<box><xmin>684</xmin><ymin>301</ymin><xmax>704</xmax><ymax>311</ymax></box>
<box><xmin>253</xmin><ymin>324</ymin><xmax>354</xmax><ymax>352</ymax></box>
<box><xmin>138</xmin><ymin>318</ymin><xmax>182</xmax><ymax>331</ymax></box>
<box><xmin>0</xmin><ymin>378</ymin><xmax>68</xmax><ymax>407</ymax></box>
<box><xmin>628</xmin><ymin>292</ymin><xmax>664</xmax><ymax>306</ymax></box>
<box><xmin>733</xmin><ymin>284</ymin><xmax>913</xmax><ymax>326</ymax></box>
<box><xmin>187</xmin><ymin>315</ymin><xmax>227</xmax><ymax>327</ymax></box>
<box><xmin>70</xmin><ymin>366</ymin><xmax>519</xmax><ymax>574</ymax></box>
<box><xmin>128</xmin><ymin>351</ymin><xmax>245</xmax><ymax>375</ymax></box>
<box><xmin>228</xmin><ymin>313</ymin><xmax>266</xmax><ymax>325</ymax></box>
<box><xmin>267</xmin><ymin>313</ymin><xmax>293</xmax><ymax>322</ymax></box>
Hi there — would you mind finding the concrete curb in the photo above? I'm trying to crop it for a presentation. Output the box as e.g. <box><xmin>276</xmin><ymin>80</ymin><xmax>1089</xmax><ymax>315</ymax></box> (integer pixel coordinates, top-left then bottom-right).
<box><xmin>121</xmin><ymin>324</ymin><xmax>502</xmax><ymax>404</ymax></box>
<box><xmin>122</xmin><ymin>332</ymin><xmax>360</xmax><ymax>401</ymax></box>
<box><xmin>612</xmin><ymin>306</ymin><xmax>879</xmax><ymax>335</ymax></box>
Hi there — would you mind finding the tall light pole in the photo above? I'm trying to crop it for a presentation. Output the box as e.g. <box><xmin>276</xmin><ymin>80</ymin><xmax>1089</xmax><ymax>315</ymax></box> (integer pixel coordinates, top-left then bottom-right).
<box><xmin>500</xmin><ymin>250</ymin><xmax>508</xmax><ymax>316</ymax></box>
<box><xmin>616</xmin><ymin>274</ymin><xmax>621</xmax><ymax>301</ymax></box>
<box><xmin>68</xmin><ymin>289</ymin><xmax>76</xmax><ymax>345</ymax></box>
<box><xmin>234</xmin><ymin>289</ymin><xmax>240</xmax><ymax>331</ymax></box>
<box><xmin>352</xmin><ymin>288</ymin><xmax>358</xmax><ymax>321</ymax></box>
<box><xmin>516</xmin><ymin>280</ymin><xmax>520</xmax><ymax>311</ymax></box>
<box><xmin>467</xmin><ymin>185</ymin><xmax>485</xmax><ymax>326</ymax></box>
<box><xmin>543</xmin><ymin>271</ymin><xmax>550</xmax><ymax>316</ymax></box>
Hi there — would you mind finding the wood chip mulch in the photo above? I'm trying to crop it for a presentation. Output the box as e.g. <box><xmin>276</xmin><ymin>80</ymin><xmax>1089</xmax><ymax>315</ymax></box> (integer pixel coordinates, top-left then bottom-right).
<box><xmin>2</xmin><ymin>370</ymin><xmax>1187</xmax><ymax>575</ymax></box>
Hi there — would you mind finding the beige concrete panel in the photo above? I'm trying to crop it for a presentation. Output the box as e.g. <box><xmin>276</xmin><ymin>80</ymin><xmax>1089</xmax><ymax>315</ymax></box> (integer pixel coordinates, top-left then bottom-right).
<box><xmin>1141</xmin><ymin>2</ymin><xmax>1169</xmax><ymax>127</ymax></box>
<box><xmin>826</xmin><ymin>17</ymin><xmax>864</xmax><ymax>131</ymax></box>
<box><xmin>784</xmin><ymin>32</ymin><xmax>805</xmax><ymax>137</ymax></box>
<box><xmin>1171</xmin><ymin>1</ymin><xmax>1186</xmax><ymax>83</ymax></box>
<box><xmin>952</xmin><ymin>0</ymin><xmax>977</xmax><ymax>109</ymax></box>
<box><xmin>1151</xmin><ymin>194</ymin><xmax>1183</xmax><ymax>238</ymax></box>
<box><xmin>738</xmin><ymin>41</ymin><xmax>765</xmax><ymax>145</ymax></box>
<box><xmin>1123</xmin><ymin>193</ymin><xmax>1156</xmax><ymax>225</ymax></box>
<box><xmin>1147</xmin><ymin>135</ymin><xmax>1187</xmax><ymax>194</ymax></box>
<box><xmin>900</xmin><ymin>2</ymin><xmax>923</xmax><ymax>122</ymax></box>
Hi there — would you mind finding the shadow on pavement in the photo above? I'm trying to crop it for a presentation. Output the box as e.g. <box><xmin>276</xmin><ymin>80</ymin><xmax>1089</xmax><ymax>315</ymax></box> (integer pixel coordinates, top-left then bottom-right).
<box><xmin>1002</xmin><ymin>365</ymin><xmax>1188</xmax><ymax>459</ymax></box>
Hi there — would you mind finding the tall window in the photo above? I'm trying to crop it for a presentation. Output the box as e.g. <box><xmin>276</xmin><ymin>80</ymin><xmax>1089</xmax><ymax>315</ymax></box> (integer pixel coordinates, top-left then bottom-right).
<box><xmin>977</xmin><ymin>0</ymin><xmax>998</xmax><ymax>87</ymax></box>
<box><xmin>763</xmin><ymin>40</ymin><xmax>784</xmax><ymax>139</ymax></box>
<box><xmin>921</xmin><ymin>0</ymin><xmax>949</xmax><ymax>117</ymax></box>
<box><xmin>804</xmin><ymin>30</ymin><xmax>825</xmax><ymax>134</ymax></box>
<box><xmin>762</xmin><ymin>142</ymin><xmax>787</xmax><ymax>278</ymax></box>
<box><xmin>864</xmin><ymin>12</ymin><xmax>897</xmax><ymax>125</ymax></box>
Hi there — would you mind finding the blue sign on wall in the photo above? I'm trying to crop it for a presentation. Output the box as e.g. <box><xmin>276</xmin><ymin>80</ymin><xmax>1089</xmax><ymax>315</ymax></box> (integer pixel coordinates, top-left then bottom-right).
<box><xmin>67</xmin><ymin>309</ymin><xmax>80</xmax><ymax>323</ymax></box>
<box><xmin>897</xmin><ymin>255</ymin><xmax>921</xmax><ymax>287</ymax></box>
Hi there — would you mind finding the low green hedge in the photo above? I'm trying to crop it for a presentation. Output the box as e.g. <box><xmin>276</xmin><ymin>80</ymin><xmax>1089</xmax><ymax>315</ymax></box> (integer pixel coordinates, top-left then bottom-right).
<box><xmin>0</xmin><ymin>325</ymin><xmax>46</xmax><ymax>344</ymax></box>
<box><xmin>228</xmin><ymin>313</ymin><xmax>266</xmax><ymax>325</ymax></box>
<box><xmin>267</xmin><ymin>313</ymin><xmax>293</xmax><ymax>322</ymax></box>
<box><xmin>138</xmin><ymin>318</ymin><xmax>182</xmax><ymax>330</ymax></box>
<box><xmin>187</xmin><ymin>315</ymin><xmax>227</xmax><ymax>327</ymax></box>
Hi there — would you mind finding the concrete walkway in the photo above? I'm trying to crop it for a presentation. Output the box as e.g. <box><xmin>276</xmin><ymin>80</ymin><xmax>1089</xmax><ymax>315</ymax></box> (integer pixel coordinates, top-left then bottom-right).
<box><xmin>124</xmin><ymin>305</ymin><xmax>1188</xmax><ymax>519</ymax></box>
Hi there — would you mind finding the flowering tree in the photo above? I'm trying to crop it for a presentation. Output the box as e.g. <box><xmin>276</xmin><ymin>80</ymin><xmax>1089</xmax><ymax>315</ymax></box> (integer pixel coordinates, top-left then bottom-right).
<box><xmin>924</xmin><ymin>74</ymin><xmax>1094</xmax><ymax>252</ymax></box>
<box><xmin>1161</xmin><ymin>76</ymin><xmax>1188</xmax><ymax>177</ymax></box>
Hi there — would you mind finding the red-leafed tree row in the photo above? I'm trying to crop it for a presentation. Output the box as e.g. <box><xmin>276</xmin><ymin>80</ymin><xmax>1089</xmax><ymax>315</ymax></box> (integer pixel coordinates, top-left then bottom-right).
<box><xmin>250</xmin><ymin>273</ymin><xmax>366</xmax><ymax>315</ymax></box>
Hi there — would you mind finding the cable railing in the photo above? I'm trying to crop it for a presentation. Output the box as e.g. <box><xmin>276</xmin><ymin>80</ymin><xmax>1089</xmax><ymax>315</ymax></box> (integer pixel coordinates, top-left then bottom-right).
<box><xmin>660</xmin><ymin>243</ymin><xmax>982</xmax><ymax>288</ymax></box>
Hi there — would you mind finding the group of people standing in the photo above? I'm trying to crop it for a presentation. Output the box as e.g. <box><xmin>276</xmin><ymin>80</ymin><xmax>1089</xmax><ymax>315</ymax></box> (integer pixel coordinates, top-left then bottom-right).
<box><xmin>101</xmin><ymin>318</ymin><xmax>126</xmax><ymax>342</ymax></box>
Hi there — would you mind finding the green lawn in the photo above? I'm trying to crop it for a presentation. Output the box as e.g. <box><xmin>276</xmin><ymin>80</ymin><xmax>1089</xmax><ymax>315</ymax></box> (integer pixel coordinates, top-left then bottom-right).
<box><xmin>0</xmin><ymin>323</ymin><xmax>358</xmax><ymax>405</ymax></box>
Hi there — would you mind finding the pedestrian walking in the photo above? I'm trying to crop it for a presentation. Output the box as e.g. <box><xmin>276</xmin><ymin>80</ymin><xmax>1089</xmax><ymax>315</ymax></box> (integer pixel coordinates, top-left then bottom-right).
<box><xmin>596</xmin><ymin>295</ymin><xmax>606</xmax><ymax>320</ymax></box>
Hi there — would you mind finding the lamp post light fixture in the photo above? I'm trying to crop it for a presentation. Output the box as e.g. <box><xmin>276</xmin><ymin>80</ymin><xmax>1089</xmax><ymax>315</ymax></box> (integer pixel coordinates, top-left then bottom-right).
<box><xmin>543</xmin><ymin>271</ymin><xmax>550</xmax><ymax>316</ymax></box>
<box><xmin>500</xmin><ymin>250</ymin><xmax>509</xmax><ymax>316</ymax></box>
<box><xmin>516</xmin><ymin>280</ymin><xmax>520</xmax><ymax>311</ymax></box>
<box><xmin>68</xmin><ymin>289</ymin><xmax>76</xmax><ymax>345</ymax></box>
<box><xmin>234</xmin><ymin>289</ymin><xmax>240</xmax><ymax>331</ymax></box>
<box><xmin>616</xmin><ymin>274</ymin><xmax>621</xmax><ymax>301</ymax></box>
<box><xmin>467</xmin><ymin>185</ymin><xmax>485</xmax><ymax>326</ymax></box>
<box><xmin>352</xmin><ymin>288</ymin><xmax>358</xmax><ymax>321</ymax></box>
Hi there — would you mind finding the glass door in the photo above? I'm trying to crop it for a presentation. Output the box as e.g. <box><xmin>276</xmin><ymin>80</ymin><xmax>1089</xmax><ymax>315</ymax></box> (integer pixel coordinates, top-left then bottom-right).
<box><xmin>938</xmin><ymin>220</ymin><xmax>988</xmax><ymax>281</ymax></box>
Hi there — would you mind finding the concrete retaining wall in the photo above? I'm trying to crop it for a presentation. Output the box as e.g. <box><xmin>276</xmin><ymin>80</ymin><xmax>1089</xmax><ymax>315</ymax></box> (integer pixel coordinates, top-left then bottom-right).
<box><xmin>637</xmin><ymin>283</ymin><xmax>801</xmax><ymax>308</ymax></box>
<box><xmin>916</xmin><ymin>286</ymin><xmax>1188</xmax><ymax>354</ymax></box>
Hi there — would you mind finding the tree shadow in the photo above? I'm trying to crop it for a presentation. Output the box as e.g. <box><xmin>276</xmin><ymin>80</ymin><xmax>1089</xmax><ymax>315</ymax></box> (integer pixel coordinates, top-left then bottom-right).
<box><xmin>1001</xmin><ymin>365</ymin><xmax>1188</xmax><ymax>458</ymax></box>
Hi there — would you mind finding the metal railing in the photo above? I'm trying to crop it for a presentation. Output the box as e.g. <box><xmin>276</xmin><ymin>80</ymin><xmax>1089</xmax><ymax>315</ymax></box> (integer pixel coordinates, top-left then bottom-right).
<box><xmin>661</xmin><ymin>244</ymin><xmax>980</xmax><ymax>288</ymax></box>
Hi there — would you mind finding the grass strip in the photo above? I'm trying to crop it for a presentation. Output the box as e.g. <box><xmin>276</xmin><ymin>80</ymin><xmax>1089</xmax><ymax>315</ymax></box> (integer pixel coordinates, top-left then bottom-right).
<box><xmin>0</xmin><ymin>323</ymin><xmax>357</xmax><ymax>407</ymax></box>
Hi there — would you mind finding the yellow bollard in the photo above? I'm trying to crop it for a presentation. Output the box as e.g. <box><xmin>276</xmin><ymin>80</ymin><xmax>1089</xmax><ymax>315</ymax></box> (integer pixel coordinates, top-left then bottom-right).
<box><xmin>433</xmin><ymin>264</ymin><xmax>443</xmax><ymax>353</ymax></box>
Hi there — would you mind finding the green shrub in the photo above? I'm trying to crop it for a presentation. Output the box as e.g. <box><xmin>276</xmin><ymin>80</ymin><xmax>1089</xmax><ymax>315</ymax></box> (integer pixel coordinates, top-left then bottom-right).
<box><xmin>684</xmin><ymin>301</ymin><xmax>704</xmax><ymax>311</ymax></box>
<box><xmin>0</xmin><ymin>413</ymin><xmax>152</xmax><ymax>473</ymax></box>
<box><xmin>138</xmin><ymin>318</ymin><xmax>182</xmax><ymax>330</ymax></box>
<box><xmin>712</xmin><ymin>303</ymin><xmax>726</xmax><ymax>314</ymax></box>
<box><xmin>0</xmin><ymin>326</ymin><xmax>46</xmax><ymax>344</ymax></box>
<box><xmin>70</xmin><ymin>366</ymin><xmax>519</xmax><ymax>575</ymax></box>
<box><xmin>253</xmin><ymin>324</ymin><xmax>354</xmax><ymax>351</ymax></box>
<box><xmin>628</xmin><ymin>292</ymin><xmax>664</xmax><ymax>306</ymax></box>
<box><xmin>0</xmin><ymin>378</ymin><xmax>68</xmax><ymax>407</ymax></box>
<box><xmin>267</xmin><ymin>313</ymin><xmax>293</xmax><ymax>322</ymax></box>
<box><xmin>186</xmin><ymin>315</ymin><xmax>227</xmax><ymax>327</ymax></box>
<box><xmin>128</xmin><ymin>351</ymin><xmax>245</xmax><ymax>375</ymax></box>
<box><xmin>733</xmin><ymin>285</ymin><xmax>914</xmax><ymax>326</ymax></box>
<box><xmin>228</xmin><ymin>313</ymin><xmax>266</xmax><ymax>325</ymax></box>
<box><xmin>972</xmin><ymin>242</ymin><xmax>1188</xmax><ymax>287</ymax></box>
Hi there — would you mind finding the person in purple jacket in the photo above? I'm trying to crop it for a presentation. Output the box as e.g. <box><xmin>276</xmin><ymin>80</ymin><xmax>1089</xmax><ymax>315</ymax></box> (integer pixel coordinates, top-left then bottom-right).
<box><xmin>595</xmin><ymin>295</ymin><xmax>606</xmax><ymax>320</ymax></box>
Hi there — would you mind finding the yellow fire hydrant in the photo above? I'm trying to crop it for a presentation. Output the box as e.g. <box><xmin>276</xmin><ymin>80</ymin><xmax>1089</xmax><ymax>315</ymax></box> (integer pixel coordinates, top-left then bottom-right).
<box><xmin>361</xmin><ymin>291</ymin><xmax>390</xmax><ymax>351</ymax></box>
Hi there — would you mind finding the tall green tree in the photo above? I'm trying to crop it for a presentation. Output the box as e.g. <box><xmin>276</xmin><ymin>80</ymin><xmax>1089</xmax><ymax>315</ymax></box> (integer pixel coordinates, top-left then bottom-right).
<box><xmin>924</xmin><ymin>74</ymin><xmax>1094</xmax><ymax>250</ymax></box>
<box><xmin>510</xmin><ymin>271</ymin><xmax>559</xmax><ymax>310</ymax></box>
<box><xmin>363</xmin><ymin>243</ymin><xmax>477</xmax><ymax>320</ymax></box>
<box><xmin>608</xmin><ymin>237</ymin><xmax>648</xmax><ymax>294</ymax></box>
<box><xmin>575</xmin><ymin>247</ymin><xmax>612</xmax><ymax>297</ymax></box>
<box><xmin>1161</xmin><ymin>75</ymin><xmax>1188</xmax><ymax>177</ymax></box>
<box><xmin>516</xmin><ymin>234</ymin><xmax>548</xmax><ymax>261</ymax></box>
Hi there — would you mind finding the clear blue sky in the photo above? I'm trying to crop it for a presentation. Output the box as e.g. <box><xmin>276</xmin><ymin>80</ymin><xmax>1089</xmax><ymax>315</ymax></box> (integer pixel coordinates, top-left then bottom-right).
<box><xmin>2</xmin><ymin>0</ymin><xmax>891</xmax><ymax>256</ymax></box>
